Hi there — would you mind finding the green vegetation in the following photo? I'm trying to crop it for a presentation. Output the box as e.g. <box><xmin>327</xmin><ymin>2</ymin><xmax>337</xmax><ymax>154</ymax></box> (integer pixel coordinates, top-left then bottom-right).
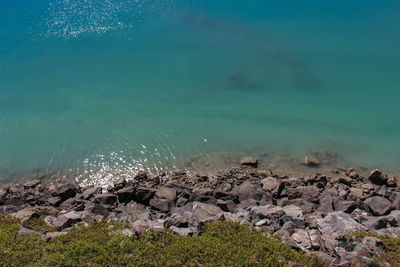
<box><xmin>0</xmin><ymin>214</ymin><xmax>323</xmax><ymax>266</ymax></box>
<box><xmin>347</xmin><ymin>231</ymin><xmax>400</xmax><ymax>266</ymax></box>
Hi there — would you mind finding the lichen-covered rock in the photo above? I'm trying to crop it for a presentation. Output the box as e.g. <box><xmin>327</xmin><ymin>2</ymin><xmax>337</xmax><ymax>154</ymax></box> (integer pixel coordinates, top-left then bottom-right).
<box><xmin>316</xmin><ymin>211</ymin><xmax>366</xmax><ymax>239</ymax></box>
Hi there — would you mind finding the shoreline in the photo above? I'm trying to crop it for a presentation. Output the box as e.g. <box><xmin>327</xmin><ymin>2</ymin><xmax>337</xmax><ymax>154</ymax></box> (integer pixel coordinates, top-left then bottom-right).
<box><xmin>1</xmin><ymin>156</ymin><xmax>400</xmax><ymax>265</ymax></box>
<box><xmin>1</xmin><ymin>149</ymin><xmax>399</xmax><ymax>188</ymax></box>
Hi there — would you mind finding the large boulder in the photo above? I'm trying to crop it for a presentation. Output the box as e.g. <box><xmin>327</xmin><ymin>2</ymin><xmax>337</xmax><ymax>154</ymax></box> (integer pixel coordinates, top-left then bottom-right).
<box><xmin>316</xmin><ymin>211</ymin><xmax>366</xmax><ymax>239</ymax></box>
<box><xmin>365</xmin><ymin>196</ymin><xmax>394</xmax><ymax>216</ymax></box>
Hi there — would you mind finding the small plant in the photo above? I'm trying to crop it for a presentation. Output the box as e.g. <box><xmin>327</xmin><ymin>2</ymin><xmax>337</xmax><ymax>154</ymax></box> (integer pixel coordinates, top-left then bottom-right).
<box><xmin>347</xmin><ymin>231</ymin><xmax>400</xmax><ymax>266</ymax></box>
<box><xmin>0</xmin><ymin>214</ymin><xmax>324</xmax><ymax>266</ymax></box>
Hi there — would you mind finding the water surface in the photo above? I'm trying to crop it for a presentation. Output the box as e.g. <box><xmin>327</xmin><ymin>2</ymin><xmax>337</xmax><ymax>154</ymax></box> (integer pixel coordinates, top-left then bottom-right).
<box><xmin>1</xmin><ymin>0</ymin><xmax>400</xmax><ymax>183</ymax></box>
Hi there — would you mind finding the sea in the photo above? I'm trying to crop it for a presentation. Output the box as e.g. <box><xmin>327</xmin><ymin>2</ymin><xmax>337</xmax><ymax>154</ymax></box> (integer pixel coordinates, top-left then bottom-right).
<box><xmin>1</xmin><ymin>0</ymin><xmax>400</xmax><ymax>185</ymax></box>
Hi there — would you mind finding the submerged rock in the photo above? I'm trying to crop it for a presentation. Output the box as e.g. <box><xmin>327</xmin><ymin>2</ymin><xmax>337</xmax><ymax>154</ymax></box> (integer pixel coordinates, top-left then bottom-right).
<box><xmin>304</xmin><ymin>156</ymin><xmax>320</xmax><ymax>167</ymax></box>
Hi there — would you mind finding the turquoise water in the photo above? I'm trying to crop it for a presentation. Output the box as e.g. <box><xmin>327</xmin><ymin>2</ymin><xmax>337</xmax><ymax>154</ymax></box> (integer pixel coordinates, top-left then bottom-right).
<box><xmin>1</xmin><ymin>0</ymin><xmax>400</xmax><ymax>182</ymax></box>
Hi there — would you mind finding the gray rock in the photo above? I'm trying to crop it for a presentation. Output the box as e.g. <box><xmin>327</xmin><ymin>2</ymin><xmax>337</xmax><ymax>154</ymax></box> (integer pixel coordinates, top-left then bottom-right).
<box><xmin>116</xmin><ymin>187</ymin><xmax>135</xmax><ymax>203</ymax></box>
<box><xmin>240</xmin><ymin>157</ymin><xmax>258</xmax><ymax>167</ymax></box>
<box><xmin>84</xmin><ymin>202</ymin><xmax>109</xmax><ymax>217</ymax></box>
<box><xmin>11</xmin><ymin>208</ymin><xmax>39</xmax><ymax>222</ymax></box>
<box><xmin>316</xmin><ymin>211</ymin><xmax>366</xmax><ymax>239</ymax></box>
<box><xmin>134</xmin><ymin>187</ymin><xmax>156</xmax><ymax>205</ymax></box>
<box><xmin>53</xmin><ymin>183</ymin><xmax>77</xmax><ymax>200</ymax></box>
<box><xmin>23</xmin><ymin>180</ymin><xmax>41</xmax><ymax>189</ymax></box>
<box><xmin>304</xmin><ymin>156</ymin><xmax>320</xmax><ymax>166</ymax></box>
<box><xmin>368</xmin><ymin>169</ymin><xmax>387</xmax><ymax>186</ymax></box>
<box><xmin>261</xmin><ymin>177</ymin><xmax>280</xmax><ymax>192</ymax></box>
<box><xmin>285</xmin><ymin>198</ymin><xmax>316</xmax><ymax>214</ymax></box>
<box><xmin>47</xmin><ymin>196</ymin><xmax>62</xmax><ymax>207</ymax></box>
<box><xmin>60</xmin><ymin>197</ymin><xmax>84</xmax><ymax>211</ymax></box>
<box><xmin>365</xmin><ymin>196</ymin><xmax>393</xmax><ymax>216</ymax></box>
<box><xmin>150</xmin><ymin>186</ymin><xmax>177</xmax><ymax>212</ymax></box>
<box><xmin>291</xmin><ymin>230</ymin><xmax>312</xmax><ymax>251</ymax></box>
<box><xmin>282</xmin><ymin>204</ymin><xmax>304</xmax><ymax>220</ymax></box>
<box><xmin>18</xmin><ymin>227</ymin><xmax>45</xmax><ymax>239</ymax></box>
<box><xmin>190</xmin><ymin>202</ymin><xmax>224</xmax><ymax>226</ymax></box>
<box><xmin>170</xmin><ymin>226</ymin><xmax>197</xmax><ymax>236</ymax></box>
<box><xmin>93</xmin><ymin>193</ymin><xmax>118</xmax><ymax>206</ymax></box>
<box><xmin>250</xmin><ymin>204</ymin><xmax>284</xmax><ymax>221</ymax></box>
<box><xmin>55</xmin><ymin>211</ymin><xmax>82</xmax><ymax>229</ymax></box>
<box><xmin>82</xmin><ymin>187</ymin><xmax>101</xmax><ymax>200</ymax></box>
<box><xmin>216</xmin><ymin>199</ymin><xmax>236</xmax><ymax>212</ymax></box>
<box><xmin>335</xmin><ymin>200</ymin><xmax>357</xmax><ymax>213</ymax></box>
<box><xmin>231</xmin><ymin>182</ymin><xmax>263</xmax><ymax>202</ymax></box>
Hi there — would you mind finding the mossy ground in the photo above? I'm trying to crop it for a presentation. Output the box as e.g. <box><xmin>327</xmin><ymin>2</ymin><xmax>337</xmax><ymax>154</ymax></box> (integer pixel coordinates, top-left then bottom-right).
<box><xmin>0</xmin><ymin>214</ymin><xmax>324</xmax><ymax>267</ymax></box>
<box><xmin>347</xmin><ymin>231</ymin><xmax>400</xmax><ymax>266</ymax></box>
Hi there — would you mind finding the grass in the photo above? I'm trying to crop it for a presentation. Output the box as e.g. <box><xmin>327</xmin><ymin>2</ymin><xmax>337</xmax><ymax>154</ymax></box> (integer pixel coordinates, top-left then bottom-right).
<box><xmin>347</xmin><ymin>231</ymin><xmax>400</xmax><ymax>266</ymax></box>
<box><xmin>0</xmin><ymin>213</ymin><xmax>324</xmax><ymax>266</ymax></box>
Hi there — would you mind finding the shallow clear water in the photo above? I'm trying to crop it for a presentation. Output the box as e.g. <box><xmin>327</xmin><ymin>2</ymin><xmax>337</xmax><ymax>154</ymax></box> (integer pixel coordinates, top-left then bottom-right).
<box><xmin>1</xmin><ymin>0</ymin><xmax>400</xmax><ymax>183</ymax></box>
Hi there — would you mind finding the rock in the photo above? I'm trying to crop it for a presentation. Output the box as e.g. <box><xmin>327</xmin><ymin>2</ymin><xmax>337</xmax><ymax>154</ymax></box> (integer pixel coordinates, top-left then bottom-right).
<box><xmin>135</xmin><ymin>170</ymin><xmax>148</xmax><ymax>180</ymax></box>
<box><xmin>291</xmin><ymin>230</ymin><xmax>312</xmax><ymax>251</ymax></box>
<box><xmin>113</xmin><ymin>177</ymin><xmax>127</xmax><ymax>191</ymax></box>
<box><xmin>317</xmin><ymin>189</ymin><xmax>336</xmax><ymax>214</ymax></box>
<box><xmin>304</xmin><ymin>212</ymin><xmax>323</xmax><ymax>228</ymax></box>
<box><xmin>216</xmin><ymin>199</ymin><xmax>236</xmax><ymax>212</ymax></box>
<box><xmin>82</xmin><ymin>187</ymin><xmax>101</xmax><ymax>200</ymax></box>
<box><xmin>93</xmin><ymin>193</ymin><xmax>118</xmax><ymax>206</ymax></box>
<box><xmin>84</xmin><ymin>202</ymin><xmax>109</xmax><ymax>217</ymax></box>
<box><xmin>116</xmin><ymin>187</ymin><xmax>135</xmax><ymax>203</ymax></box>
<box><xmin>60</xmin><ymin>197</ymin><xmax>84</xmax><ymax>211</ymax></box>
<box><xmin>170</xmin><ymin>226</ymin><xmax>196</xmax><ymax>236</ymax></box>
<box><xmin>316</xmin><ymin>211</ymin><xmax>366</xmax><ymax>239</ymax></box>
<box><xmin>285</xmin><ymin>198</ymin><xmax>316</xmax><ymax>214</ymax></box>
<box><xmin>23</xmin><ymin>180</ymin><xmax>41</xmax><ymax>189</ymax></box>
<box><xmin>53</xmin><ymin>183</ymin><xmax>78</xmax><ymax>201</ymax></box>
<box><xmin>190</xmin><ymin>202</ymin><xmax>224</xmax><ymax>226</ymax></box>
<box><xmin>231</xmin><ymin>182</ymin><xmax>263</xmax><ymax>202</ymax></box>
<box><xmin>335</xmin><ymin>200</ymin><xmax>357</xmax><ymax>214</ymax></box>
<box><xmin>30</xmin><ymin>206</ymin><xmax>59</xmax><ymax>216</ymax></box>
<box><xmin>282</xmin><ymin>205</ymin><xmax>304</xmax><ymax>220</ymax></box>
<box><xmin>47</xmin><ymin>197</ymin><xmax>62</xmax><ymax>207</ymax></box>
<box><xmin>11</xmin><ymin>208</ymin><xmax>39</xmax><ymax>222</ymax></box>
<box><xmin>261</xmin><ymin>177</ymin><xmax>283</xmax><ymax>197</ymax></box>
<box><xmin>365</xmin><ymin>196</ymin><xmax>394</xmax><ymax>216</ymax></box>
<box><xmin>55</xmin><ymin>211</ymin><xmax>82</xmax><ymax>229</ymax></box>
<box><xmin>304</xmin><ymin>156</ymin><xmax>320</xmax><ymax>167</ymax></box>
<box><xmin>240</xmin><ymin>157</ymin><xmax>258</xmax><ymax>168</ymax></box>
<box><xmin>18</xmin><ymin>227</ymin><xmax>45</xmax><ymax>239</ymax></box>
<box><xmin>287</xmin><ymin>186</ymin><xmax>320</xmax><ymax>203</ymax></box>
<box><xmin>149</xmin><ymin>186</ymin><xmax>177</xmax><ymax>212</ymax></box>
<box><xmin>250</xmin><ymin>205</ymin><xmax>284</xmax><ymax>221</ymax></box>
<box><xmin>368</xmin><ymin>169</ymin><xmax>387</xmax><ymax>186</ymax></box>
<box><xmin>134</xmin><ymin>187</ymin><xmax>156</xmax><ymax>205</ymax></box>
<box><xmin>338</xmin><ymin>176</ymin><xmax>353</xmax><ymax>186</ymax></box>
<box><xmin>223</xmin><ymin>210</ymin><xmax>251</xmax><ymax>224</ymax></box>
<box><xmin>45</xmin><ymin>231</ymin><xmax>67</xmax><ymax>240</ymax></box>
<box><xmin>349</xmin><ymin>188</ymin><xmax>364</xmax><ymax>199</ymax></box>
<box><xmin>387</xmin><ymin>175</ymin><xmax>397</xmax><ymax>187</ymax></box>
<box><xmin>308</xmin><ymin>229</ymin><xmax>322</xmax><ymax>249</ymax></box>
<box><xmin>362</xmin><ymin>216</ymin><xmax>389</xmax><ymax>230</ymax></box>
<box><xmin>165</xmin><ymin>213</ymin><xmax>190</xmax><ymax>227</ymax></box>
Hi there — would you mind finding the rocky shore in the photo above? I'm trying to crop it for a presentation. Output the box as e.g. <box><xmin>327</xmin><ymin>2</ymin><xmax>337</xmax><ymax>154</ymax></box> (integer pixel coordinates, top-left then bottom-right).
<box><xmin>1</xmin><ymin>156</ymin><xmax>400</xmax><ymax>266</ymax></box>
